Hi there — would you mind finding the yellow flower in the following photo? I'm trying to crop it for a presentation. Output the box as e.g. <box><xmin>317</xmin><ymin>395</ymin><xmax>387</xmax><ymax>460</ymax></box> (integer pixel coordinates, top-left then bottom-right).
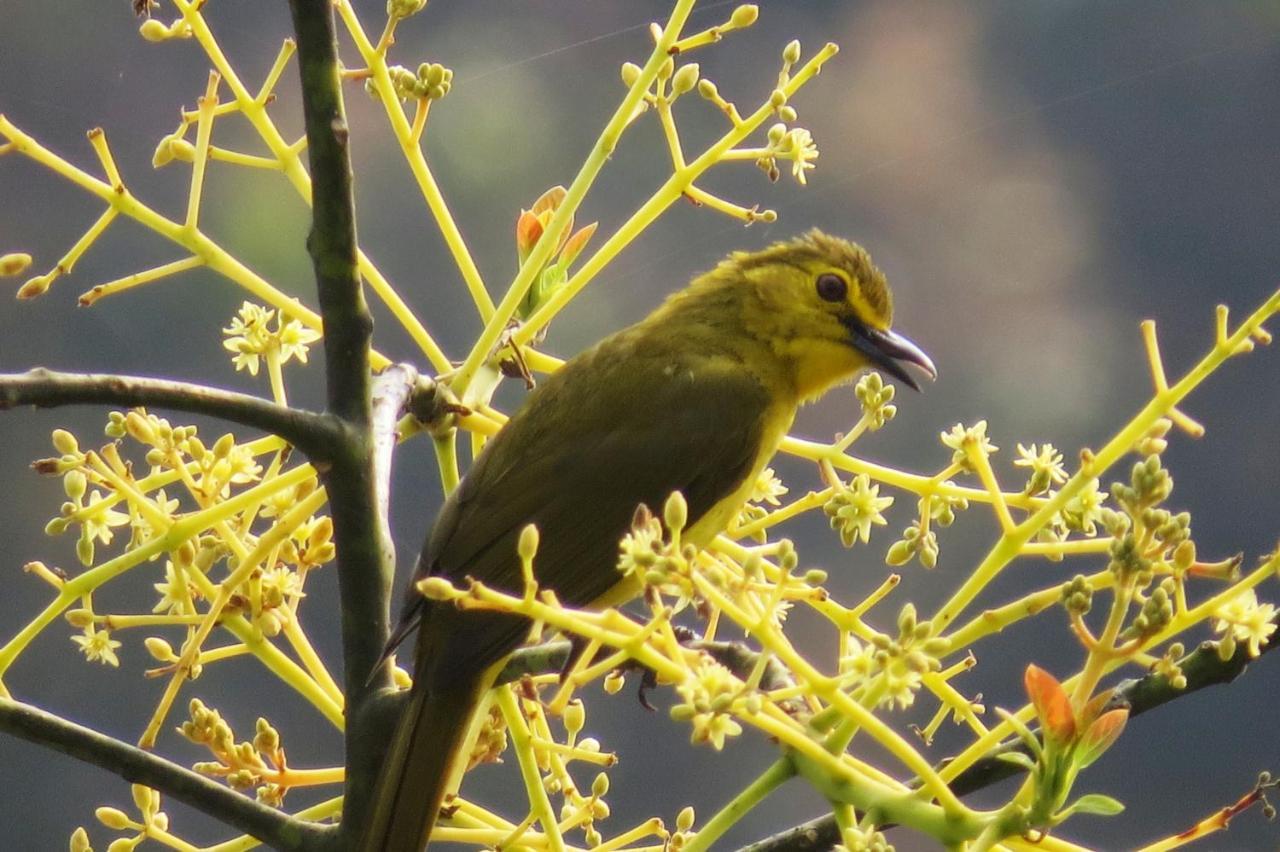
<box><xmin>72</xmin><ymin>624</ymin><xmax>122</xmax><ymax>667</ymax></box>
<box><xmin>153</xmin><ymin>560</ymin><xmax>190</xmax><ymax>614</ymax></box>
<box><xmin>1015</xmin><ymin>442</ymin><xmax>1068</xmax><ymax>495</ymax></box>
<box><xmin>824</xmin><ymin>474</ymin><xmax>893</xmax><ymax>547</ymax></box>
<box><xmin>223</xmin><ymin>303</ymin><xmax>275</xmax><ymax>375</ymax></box>
<box><xmin>749</xmin><ymin>467</ymin><xmax>788</xmax><ymax>506</ymax></box>
<box><xmin>1212</xmin><ymin>588</ymin><xmax>1277</xmax><ymax>658</ymax></box>
<box><xmin>940</xmin><ymin>420</ymin><xmax>997</xmax><ymax>470</ymax></box>
<box><xmin>1060</xmin><ymin>478</ymin><xmax>1107</xmax><ymax>535</ymax></box>
<box><xmin>278</xmin><ymin>317</ymin><xmax>321</xmax><ymax>365</ymax></box>
<box><xmin>780</xmin><ymin>127</ymin><xmax>819</xmax><ymax>184</ymax></box>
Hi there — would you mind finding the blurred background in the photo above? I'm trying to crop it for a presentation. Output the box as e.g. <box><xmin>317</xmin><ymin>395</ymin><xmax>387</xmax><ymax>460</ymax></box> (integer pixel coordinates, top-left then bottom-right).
<box><xmin>3</xmin><ymin>1</ymin><xmax>1279</xmax><ymax>848</ymax></box>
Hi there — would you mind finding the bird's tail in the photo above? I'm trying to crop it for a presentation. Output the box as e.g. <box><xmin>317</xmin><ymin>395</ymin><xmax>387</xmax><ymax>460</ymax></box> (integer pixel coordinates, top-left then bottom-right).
<box><xmin>360</xmin><ymin>670</ymin><xmax>491</xmax><ymax>852</ymax></box>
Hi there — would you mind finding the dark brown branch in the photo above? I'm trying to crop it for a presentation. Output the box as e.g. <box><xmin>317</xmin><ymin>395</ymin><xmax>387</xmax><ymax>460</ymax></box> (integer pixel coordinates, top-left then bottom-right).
<box><xmin>0</xmin><ymin>698</ymin><xmax>333</xmax><ymax>851</ymax></box>
<box><xmin>286</xmin><ymin>0</ymin><xmax>391</xmax><ymax>844</ymax></box>
<box><xmin>737</xmin><ymin>615</ymin><xmax>1280</xmax><ymax>852</ymax></box>
<box><xmin>0</xmin><ymin>368</ymin><xmax>342</xmax><ymax>460</ymax></box>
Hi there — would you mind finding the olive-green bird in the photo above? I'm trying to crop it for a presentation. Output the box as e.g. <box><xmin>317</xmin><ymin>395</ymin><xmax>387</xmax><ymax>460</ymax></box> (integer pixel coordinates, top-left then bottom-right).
<box><xmin>362</xmin><ymin>230</ymin><xmax>935</xmax><ymax>852</ymax></box>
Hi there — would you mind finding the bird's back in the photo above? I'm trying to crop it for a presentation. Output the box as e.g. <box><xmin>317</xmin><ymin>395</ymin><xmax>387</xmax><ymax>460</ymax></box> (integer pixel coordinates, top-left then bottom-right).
<box><xmin>410</xmin><ymin>326</ymin><xmax>782</xmax><ymax>691</ymax></box>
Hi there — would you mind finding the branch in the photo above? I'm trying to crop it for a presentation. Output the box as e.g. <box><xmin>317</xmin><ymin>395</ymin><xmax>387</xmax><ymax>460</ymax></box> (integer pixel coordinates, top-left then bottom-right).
<box><xmin>0</xmin><ymin>698</ymin><xmax>334</xmax><ymax>851</ymax></box>
<box><xmin>286</xmin><ymin>0</ymin><xmax>392</xmax><ymax>844</ymax></box>
<box><xmin>737</xmin><ymin>617</ymin><xmax>1280</xmax><ymax>852</ymax></box>
<box><xmin>0</xmin><ymin>368</ymin><xmax>342</xmax><ymax>459</ymax></box>
<box><xmin>370</xmin><ymin>364</ymin><xmax>418</xmax><ymax>529</ymax></box>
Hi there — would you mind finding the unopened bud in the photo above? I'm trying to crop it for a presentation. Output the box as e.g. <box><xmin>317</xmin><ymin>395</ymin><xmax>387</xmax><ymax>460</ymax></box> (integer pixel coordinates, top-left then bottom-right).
<box><xmin>664</xmin><ymin>491</ymin><xmax>688</xmax><ymax>533</ymax></box>
<box><xmin>671</xmin><ymin>63</ymin><xmax>700</xmax><ymax>96</ymax></box>
<box><xmin>730</xmin><ymin>5</ymin><xmax>759</xmax><ymax>27</ymax></box>
<box><xmin>0</xmin><ymin>253</ymin><xmax>32</xmax><ymax>277</ymax></box>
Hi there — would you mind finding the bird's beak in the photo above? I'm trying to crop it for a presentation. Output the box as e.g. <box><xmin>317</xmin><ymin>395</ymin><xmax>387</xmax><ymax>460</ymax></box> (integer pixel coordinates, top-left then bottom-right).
<box><xmin>847</xmin><ymin>324</ymin><xmax>937</xmax><ymax>391</ymax></box>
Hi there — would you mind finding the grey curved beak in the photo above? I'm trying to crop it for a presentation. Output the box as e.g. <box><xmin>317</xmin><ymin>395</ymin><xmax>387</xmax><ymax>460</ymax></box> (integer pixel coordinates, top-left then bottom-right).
<box><xmin>850</xmin><ymin>325</ymin><xmax>937</xmax><ymax>391</ymax></box>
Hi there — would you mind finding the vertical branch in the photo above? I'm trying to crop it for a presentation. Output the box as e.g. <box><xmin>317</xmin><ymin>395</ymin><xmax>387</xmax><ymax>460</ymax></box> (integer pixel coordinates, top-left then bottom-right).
<box><xmin>286</xmin><ymin>0</ymin><xmax>394</xmax><ymax>843</ymax></box>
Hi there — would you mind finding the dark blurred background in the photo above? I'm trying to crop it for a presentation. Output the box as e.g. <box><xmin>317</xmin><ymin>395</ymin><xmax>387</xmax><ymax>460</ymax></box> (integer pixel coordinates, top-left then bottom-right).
<box><xmin>3</xmin><ymin>1</ymin><xmax>1279</xmax><ymax>849</ymax></box>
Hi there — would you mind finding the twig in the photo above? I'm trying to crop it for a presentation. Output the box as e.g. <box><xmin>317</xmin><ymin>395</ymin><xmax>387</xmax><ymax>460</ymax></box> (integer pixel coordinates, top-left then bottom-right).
<box><xmin>736</xmin><ymin>615</ymin><xmax>1280</xmax><ymax>852</ymax></box>
<box><xmin>370</xmin><ymin>363</ymin><xmax>419</xmax><ymax>526</ymax></box>
<box><xmin>286</xmin><ymin>0</ymin><xmax>392</xmax><ymax>843</ymax></box>
<box><xmin>0</xmin><ymin>368</ymin><xmax>341</xmax><ymax>460</ymax></box>
<box><xmin>0</xmin><ymin>698</ymin><xmax>334</xmax><ymax>851</ymax></box>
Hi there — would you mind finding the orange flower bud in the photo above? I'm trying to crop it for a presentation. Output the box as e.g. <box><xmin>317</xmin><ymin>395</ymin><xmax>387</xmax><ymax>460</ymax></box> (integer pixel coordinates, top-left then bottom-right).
<box><xmin>1024</xmin><ymin>664</ymin><xmax>1075</xmax><ymax>743</ymax></box>
<box><xmin>530</xmin><ymin>185</ymin><xmax>567</xmax><ymax>216</ymax></box>
<box><xmin>516</xmin><ymin>209</ymin><xmax>543</xmax><ymax>260</ymax></box>
<box><xmin>560</xmin><ymin>222</ymin><xmax>597</xmax><ymax>268</ymax></box>
<box><xmin>1077</xmin><ymin>707</ymin><xmax>1128</xmax><ymax>767</ymax></box>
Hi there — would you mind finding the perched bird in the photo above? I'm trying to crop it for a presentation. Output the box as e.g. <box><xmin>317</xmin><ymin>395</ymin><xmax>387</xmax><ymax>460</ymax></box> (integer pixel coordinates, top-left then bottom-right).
<box><xmin>362</xmin><ymin>230</ymin><xmax>936</xmax><ymax>852</ymax></box>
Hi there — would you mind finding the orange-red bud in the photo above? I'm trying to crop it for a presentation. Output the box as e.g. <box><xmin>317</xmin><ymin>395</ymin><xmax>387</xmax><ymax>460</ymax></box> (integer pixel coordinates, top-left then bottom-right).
<box><xmin>1024</xmin><ymin>664</ymin><xmax>1075</xmax><ymax>743</ymax></box>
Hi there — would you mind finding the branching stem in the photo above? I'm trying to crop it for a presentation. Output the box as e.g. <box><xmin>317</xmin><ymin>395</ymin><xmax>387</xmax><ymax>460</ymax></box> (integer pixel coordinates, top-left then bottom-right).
<box><xmin>0</xmin><ymin>699</ymin><xmax>334</xmax><ymax>851</ymax></box>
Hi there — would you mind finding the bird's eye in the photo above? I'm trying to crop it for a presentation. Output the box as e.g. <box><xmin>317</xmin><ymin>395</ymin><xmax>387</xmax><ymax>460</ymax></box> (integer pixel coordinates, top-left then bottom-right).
<box><xmin>815</xmin><ymin>273</ymin><xmax>848</xmax><ymax>303</ymax></box>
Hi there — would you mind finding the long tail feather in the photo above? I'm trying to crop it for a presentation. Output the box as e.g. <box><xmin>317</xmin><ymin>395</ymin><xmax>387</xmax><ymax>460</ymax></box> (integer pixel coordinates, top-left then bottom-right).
<box><xmin>361</xmin><ymin>671</ymin><xmax>490</xmax><ymax>852</ymax></box>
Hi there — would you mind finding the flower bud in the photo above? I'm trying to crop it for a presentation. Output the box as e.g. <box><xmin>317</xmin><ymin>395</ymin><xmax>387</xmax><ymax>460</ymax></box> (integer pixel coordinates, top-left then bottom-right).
<box><xmin>671</xmin><ymin>63</ymin><xmax>700</xmax><ymax>96</ymax></box>
<box><xmin>139</xmin><ymin>19</ymin><xmax>171</xmax><ymax>42</ymax></box>
<box><xmin>132</xmin><ymin>784</ymin><xmax>157</xmax><ymax>816</ymax></box>
<box><xmin>95</xmin><ymin>807</ymin><xmax>130</xmax><ymax>830</ymax></box>
<box><xmin>145</xmin><ymin>637</ymin><xmax>175</xmax><ymax>661</ymax></box>
<box><xmin>64</xmin><ymin>470</ymin><xmax>88</xmax><ymax>501</ymax></box>
<box><xmin>65</xmin><ymin>609</ymin><xmax>94</xmax><ymax>628</ymax></box>
<box><xmin>663</xmin><ymin>491</ymin><xmax>688</xmax><ymax>533</ymax></box>
<box><xmin>603</xmin><ymin>670</ymin><xmax>625</xmax><ymax>694</ymax></box>
<box><xmin>17</xmin><ymin>274</ymin><xmax>52</xmax><ymax>300</ymax></box>
<box><xmin>518</xmin><ymin>524</ymin><xmax>540</xmax><ymax>562</ymax></box>
<box><xmin>0</xmin><ymin>253</ymin><xmax>32</xmax><ymax>277</ymax></box>
<box><xmin>70</xmin><ymin>827</ymin><xmax>92</xmax><ymax>852</ymax></box>
<box><xmin>730</xmin><ymin>5</ymin><xmax>758</xmax><ymax>27</ymax></box>
<box><xmin>591</xmin><ymin>772</ymin><xmax>609</xmax><ymax>797</ymax></box>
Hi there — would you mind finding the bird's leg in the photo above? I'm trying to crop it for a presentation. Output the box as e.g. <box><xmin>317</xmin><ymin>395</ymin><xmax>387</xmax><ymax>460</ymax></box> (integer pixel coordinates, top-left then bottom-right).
<box><xmin>637</xmin><ymin>668</ymin><xmax>659</xmax><ymax>712</ymax></box>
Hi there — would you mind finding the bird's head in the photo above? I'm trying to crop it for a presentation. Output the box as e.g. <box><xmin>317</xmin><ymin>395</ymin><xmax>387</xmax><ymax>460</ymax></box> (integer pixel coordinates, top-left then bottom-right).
<box><xmin>679</xmin><ymin>230</ymin><xmax>936</xmax><ymax>401</ymax></box>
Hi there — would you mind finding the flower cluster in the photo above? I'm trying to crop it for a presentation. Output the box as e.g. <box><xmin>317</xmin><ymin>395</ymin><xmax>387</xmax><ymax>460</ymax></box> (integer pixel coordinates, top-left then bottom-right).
<box><xmin>854</xmin><ymin>371</ymin><xmax>897</xmax><ymax>430</ymax></box>
<box><xmin>840</xmin><ymin>604</ymin><xmax>946</xmax><ymax>710</ymax></box>
<box><xmin>180</xmin><ymin>700</ymin><xmax>296</xmax><ymax>806</ymax></box>
<box><xmin>222</xmin><ymin>302</ymin><xmax>321</xmax><ymax>378</ymax></box>
<box><xmin>670</xmin><ymin>658</ymin><xmax>747</xmax><ymax>749</ymax></box>
<box><xmin>84</xmin><ymin>785</ymin><xmax>171</xmax><ymax>852</ymax></box>
<box><xmin>617</xmin><ymin>494</ymin><xmax>702</xmax><ymax>608</ymax></box>
<box><xmin>383</xmin><ymin>62</ymin><xmax>454</xmax><ymax>102</ymax></box>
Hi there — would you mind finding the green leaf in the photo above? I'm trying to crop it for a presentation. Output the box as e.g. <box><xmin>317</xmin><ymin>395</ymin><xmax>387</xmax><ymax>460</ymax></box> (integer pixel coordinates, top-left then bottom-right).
<box><xmin>1059</xmin><ymin>793</ymin><xmax>1125</xmax><ymax>819</ymax></box>
<box><xmin>994</xmin><ymin>751</ymin><xmax>1037</xmax><ymax>773</ymax></box>
<box><xmin>994</xmin><ymin>707</ymin><xmax>1044</xmax><ymax>761</ymax></box>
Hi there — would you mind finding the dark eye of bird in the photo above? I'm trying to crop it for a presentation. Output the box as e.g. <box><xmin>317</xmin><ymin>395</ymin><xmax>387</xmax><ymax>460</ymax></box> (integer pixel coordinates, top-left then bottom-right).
<box><xmin>816</xmin><ymin>273</ymin><xmax>847</xmax><ymax>303</ymax></box>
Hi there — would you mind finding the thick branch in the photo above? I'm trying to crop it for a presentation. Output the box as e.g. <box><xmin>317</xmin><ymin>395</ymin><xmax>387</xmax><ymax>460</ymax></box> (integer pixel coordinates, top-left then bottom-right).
<box><xmin>0</xmin><ymin>698</ymin><xmax>333</xmax><ymax>851</ymax></box>
<box><xmin>0</xmin><ymin>368</ymin><xmax>342</xmax><ymax>459</ymax></box>
<box><xmin>290</xmin><ymin>0</ymin><xmax>369</xmax><ymax>429</ymax></box>
<box><xmin>286</xmin><ymin>0</ymin><xmax>391</xmax><ymax>844</ymax></box>
<box><xmin>738</xmin><ymin>618</ymin><xmax>1280</xmax><ymax>852</ymax></box>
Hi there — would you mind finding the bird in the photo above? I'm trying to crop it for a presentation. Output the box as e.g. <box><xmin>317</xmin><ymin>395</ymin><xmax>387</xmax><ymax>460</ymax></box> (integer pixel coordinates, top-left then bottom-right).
<box><xmin>361</xmin><ymin>229</ymin><xmax>936</xmax><ymax>852</ymax></box>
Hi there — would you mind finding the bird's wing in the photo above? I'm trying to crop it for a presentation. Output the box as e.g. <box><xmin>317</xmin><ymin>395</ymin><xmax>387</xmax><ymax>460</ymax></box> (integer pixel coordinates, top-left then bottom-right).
<box><xmin>416</xmin><ymin>349</ymin><xmax>773</xmax><ymax>672</ymax></box>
